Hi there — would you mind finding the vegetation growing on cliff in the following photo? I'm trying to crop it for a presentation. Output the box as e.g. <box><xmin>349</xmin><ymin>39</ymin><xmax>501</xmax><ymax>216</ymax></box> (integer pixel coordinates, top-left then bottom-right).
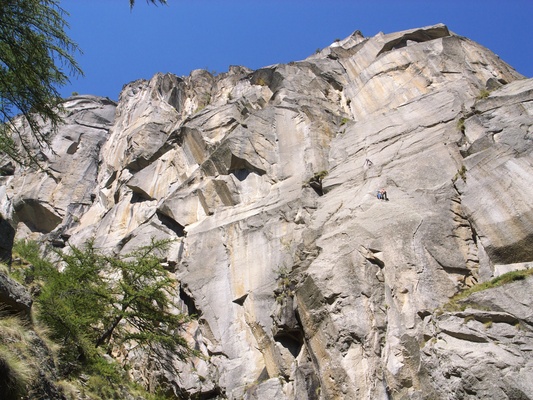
<box><xmin>440</xmin><ymin>268</ymin><xmax>533</xmax><ymax>313</ymax></box>
<box><xmin>0</xmin><ymin>316</ymin><xmax>32</xmax><ymax>400</ymax></box>
<box><xmin>6</xmin><ymin>238</ymin><xmax>193</xmax><ymax>399</ymax></box>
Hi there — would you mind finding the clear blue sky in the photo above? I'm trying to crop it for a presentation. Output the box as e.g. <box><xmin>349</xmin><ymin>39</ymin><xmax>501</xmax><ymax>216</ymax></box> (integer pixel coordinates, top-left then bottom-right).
<box><xmin>59</xmin><ymin>0</ymin><xmax>533</xmax><ymax>101</ymax></box>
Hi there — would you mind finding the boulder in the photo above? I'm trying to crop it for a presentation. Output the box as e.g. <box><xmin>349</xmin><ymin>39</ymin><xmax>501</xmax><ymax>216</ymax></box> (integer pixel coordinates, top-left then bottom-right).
<box><xmin>0</xmin><ymin>272</ymin><xmax>32</xmax><ymax>318</ymax></box>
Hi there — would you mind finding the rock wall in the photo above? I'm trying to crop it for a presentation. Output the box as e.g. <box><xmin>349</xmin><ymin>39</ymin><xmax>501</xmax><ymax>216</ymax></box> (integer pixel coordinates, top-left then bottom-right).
<box><xmin>1</xmin><ymin>24</ymin><xmax>533</xmax><ymax>399</ymax></box>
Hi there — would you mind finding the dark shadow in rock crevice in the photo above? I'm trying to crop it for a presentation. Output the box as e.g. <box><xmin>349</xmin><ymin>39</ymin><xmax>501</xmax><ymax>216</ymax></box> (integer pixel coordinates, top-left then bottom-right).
<box><xmin>228</xmin><ymin>154</ymin><xmax>266</xmax><ymax>181</ymax></box>
<box><xmin>14</xmin><ymin>200</ymin><xmax>62</xmax><ymax>234</ymax></box>
<box><xmin>0</xmin><ymin>216</ymin><xmax>14</xmax><ymax>264</ymax></box>
<box><xmin>179</xmin><ymin>286</ymin><xmax>201</xmax><ymax>317</ymax></box>
<box><xmin>156</xmin><ymin>211</ymin><xmax>185</xmax><ymax>237</ymax></box>
<box><xmin>377</xmin><ymin>24</ymin><xmax>451</xmax><ymax>57</ymax></box>
<box><xmin>274</xmin><ymin>331</ymin><xmax>304</xmax><ymax>359</ymax></box>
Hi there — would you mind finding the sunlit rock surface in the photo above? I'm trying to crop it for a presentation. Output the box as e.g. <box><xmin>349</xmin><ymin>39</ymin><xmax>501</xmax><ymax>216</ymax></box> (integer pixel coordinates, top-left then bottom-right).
<box><xmin>1</xmin><ymin>24</ymin><xmax>533</xmax><ymax>399</ymax></box>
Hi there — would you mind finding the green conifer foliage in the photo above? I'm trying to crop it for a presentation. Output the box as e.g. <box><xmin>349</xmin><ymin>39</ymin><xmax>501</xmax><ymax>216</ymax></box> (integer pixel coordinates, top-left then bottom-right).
<box><xmin>29</xmin><ymin>239</ymin><xmax>192</xmax><ymax>377</ymax></box>
<box><xmin>130</xmin><ymin>0</ymin><xmax>167</xmax><ymax>8</ymax></box>
<box><xmin>0</xmin><ymin>0</ymin><xmax>82</xmax><ymax>164</ymax></box>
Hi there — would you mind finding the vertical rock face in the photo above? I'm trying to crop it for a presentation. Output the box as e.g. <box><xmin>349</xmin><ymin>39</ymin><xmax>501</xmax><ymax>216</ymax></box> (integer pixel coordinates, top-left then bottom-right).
<box><xmin>1</xmin><ymin>24</ymin><xmax>533</xmax><ymax>399</ymax></box>
<box><xmin>1</xmin><ymin>95</ymin><xmax>116</xmax><ymax>246</ymax></box>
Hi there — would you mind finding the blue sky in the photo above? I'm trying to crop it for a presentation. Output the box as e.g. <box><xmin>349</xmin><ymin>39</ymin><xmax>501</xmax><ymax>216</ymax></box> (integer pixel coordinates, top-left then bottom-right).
<box><xmin>59</xmin><ymin>0</ymin><xmax>533</xmax><ymax>101</ymax></box>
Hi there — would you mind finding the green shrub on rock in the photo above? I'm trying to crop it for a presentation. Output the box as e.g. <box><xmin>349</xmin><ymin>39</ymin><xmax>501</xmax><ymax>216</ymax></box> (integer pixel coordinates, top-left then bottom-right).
<box><xmin>13</xmin><ymin>238</ymin><xmax>194</xmax><ymax>396</ymax></box>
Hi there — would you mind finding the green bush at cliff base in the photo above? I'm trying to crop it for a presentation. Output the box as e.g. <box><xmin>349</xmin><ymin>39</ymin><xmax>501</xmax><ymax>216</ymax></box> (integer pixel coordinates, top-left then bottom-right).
<box><xmin>13</xmin><ymin>238</ymin><xmax>195</xmax><ymax>397</ymax></box>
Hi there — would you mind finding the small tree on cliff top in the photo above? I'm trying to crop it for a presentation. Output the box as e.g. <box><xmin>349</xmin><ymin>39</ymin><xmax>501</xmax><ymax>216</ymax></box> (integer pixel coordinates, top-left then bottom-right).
<box><xmin>26</xmin><ymin>238</ymin><xmax>192</xmax><ymax>376</ymax></box>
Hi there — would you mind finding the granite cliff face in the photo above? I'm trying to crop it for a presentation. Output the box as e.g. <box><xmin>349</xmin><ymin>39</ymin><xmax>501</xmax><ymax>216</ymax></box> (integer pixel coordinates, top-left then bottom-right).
<box><xmin>1</xmin><ymin>24</ymin><xmax>533</xmax><ymax>399</ymax></box>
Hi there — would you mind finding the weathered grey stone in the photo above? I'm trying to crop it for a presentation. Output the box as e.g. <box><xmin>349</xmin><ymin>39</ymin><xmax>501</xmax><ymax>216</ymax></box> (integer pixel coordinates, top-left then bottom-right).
<box><xmin>1</xmin><ymin>24</ymin><xmax>532</xmax><ymax>399</ymax></box>
<box><xmin>0</xmin><ymin>272</ymin><xmax>32</xmax><ymax>318</ymax></box>
<box><xmin>0</xmin><ymin>95</ymin><xmax>116</xmax><ymax>244</ymax></box>
<box><xmin>459</xmin><ymin>78</ymin><xmax>533</xmax><ymax>267</ymax></box>
<box><xmin>422</xmin><ymin>276</ymin><xmax>533</xmax><ymax>399</ymax></box>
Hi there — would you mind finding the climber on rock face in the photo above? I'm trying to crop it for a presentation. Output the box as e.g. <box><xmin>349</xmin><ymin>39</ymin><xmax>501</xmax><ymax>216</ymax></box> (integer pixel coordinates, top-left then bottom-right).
<box><xmin>377</xmin><ymin>188</ymin><xmax>388</xmax><ymax>201</ymax></box>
